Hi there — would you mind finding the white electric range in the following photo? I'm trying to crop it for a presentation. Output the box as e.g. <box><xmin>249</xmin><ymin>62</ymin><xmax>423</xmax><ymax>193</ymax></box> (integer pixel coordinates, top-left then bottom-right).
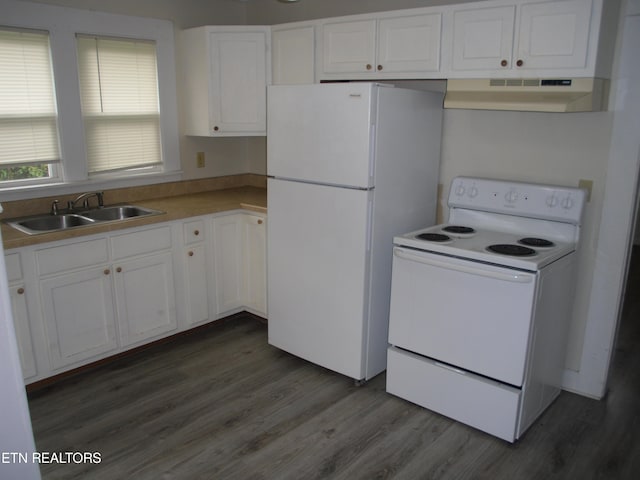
<box><xmin>386</xmin><ymin>176</ymin><xmax>586</xmax><ymax>442</ymax></box>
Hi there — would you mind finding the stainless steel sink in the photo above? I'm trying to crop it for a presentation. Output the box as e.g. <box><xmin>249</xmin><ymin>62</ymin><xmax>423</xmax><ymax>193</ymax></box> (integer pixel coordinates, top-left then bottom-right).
<box><xmin>5</xmin><ymin>205</ymin><xmax>164</xmax><ymax>235</ymax></box>
<box><xmin>81</xmin><ymin>205</ymin><xmax>160</xmax><ymax>221</ymax></box>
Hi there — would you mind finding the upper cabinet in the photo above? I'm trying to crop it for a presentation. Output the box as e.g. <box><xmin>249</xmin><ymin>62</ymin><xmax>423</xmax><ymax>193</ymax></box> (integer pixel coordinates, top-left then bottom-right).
<box><xmin>445</xmin><ymin>0</ymin><xmax>607</xmax><ymax>78</ymax></box>
<box><xmin>272</xmin><ymin>22</ymin><xmax>315</xmax><ymax>85</ymax></box>
<box><xmin>318</xmin><ymin>12</ymin><xmax>443</xmax><ymax>80</ymax></box>
<box><xmin>180</xmin><ymin>26</ymin><xmax>270</xmax><ymax>136</ymax></box>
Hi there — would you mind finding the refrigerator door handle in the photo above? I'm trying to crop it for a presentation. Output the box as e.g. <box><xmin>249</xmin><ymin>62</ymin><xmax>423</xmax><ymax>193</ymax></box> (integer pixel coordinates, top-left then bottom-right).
<box><xmin>369</xmin><ymin>123</ymin><xmax>376</xmax><ymax>182</ymax></box>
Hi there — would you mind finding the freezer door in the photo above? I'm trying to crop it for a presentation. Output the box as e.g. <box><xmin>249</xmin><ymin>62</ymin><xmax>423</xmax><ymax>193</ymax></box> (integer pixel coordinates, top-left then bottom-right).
<box><xmin>267</xmin><ymin>83</ymin><xmax>375</xmax><ymax>188</ymax></box>
<box><xmin>267</xmin><ymin>178</ymin><xmax>372</xmax><ymax>380</ymax></box>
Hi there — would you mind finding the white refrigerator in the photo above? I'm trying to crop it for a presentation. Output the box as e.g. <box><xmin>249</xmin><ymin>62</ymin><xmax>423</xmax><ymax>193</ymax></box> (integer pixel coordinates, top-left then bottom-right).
<box><xmin>267</xmin><ymin>83</ymin><xmax>443</xmax><ymax>382</ymax></box>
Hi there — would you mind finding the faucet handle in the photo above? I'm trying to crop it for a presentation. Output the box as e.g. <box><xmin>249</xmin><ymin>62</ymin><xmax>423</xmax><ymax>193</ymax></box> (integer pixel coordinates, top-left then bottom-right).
<box><xmin>50</xmin><ymin>200</ymin><xmax>59</xmax><ymax>216</ymax></box>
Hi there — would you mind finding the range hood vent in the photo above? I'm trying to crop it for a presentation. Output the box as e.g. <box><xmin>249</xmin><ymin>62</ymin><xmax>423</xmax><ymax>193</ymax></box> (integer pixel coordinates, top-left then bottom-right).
<box><xmin>444</xmin><ymin>78</ymin><xmax>606</xmax><ymax>112</ymax></box>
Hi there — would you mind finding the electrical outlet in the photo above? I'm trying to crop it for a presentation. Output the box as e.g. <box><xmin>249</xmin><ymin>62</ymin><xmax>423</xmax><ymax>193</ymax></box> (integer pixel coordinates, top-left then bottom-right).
<box><xmin>579</xmin><ymin>179</ymin><xmax>593</xmax><ymax>202</ymax></box>
<box><xmin>196</xmin><ymin>152</ymin><xmax>205</xmax><ymax>168</ymax></box>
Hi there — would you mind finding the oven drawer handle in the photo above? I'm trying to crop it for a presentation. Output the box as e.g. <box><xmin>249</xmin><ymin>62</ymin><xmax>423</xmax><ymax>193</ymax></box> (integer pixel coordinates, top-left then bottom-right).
<box><xmin>393</xmin><ymin>248</ymin><xmax>533</xmax><ymax>283</ymax></box>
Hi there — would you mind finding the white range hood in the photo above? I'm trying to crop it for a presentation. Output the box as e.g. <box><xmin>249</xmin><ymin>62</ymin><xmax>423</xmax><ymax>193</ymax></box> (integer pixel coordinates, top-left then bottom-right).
<box><xmin>444</xmin><ymin>78</ymin><xmax>606</xmax><ymax>113</ymax></box>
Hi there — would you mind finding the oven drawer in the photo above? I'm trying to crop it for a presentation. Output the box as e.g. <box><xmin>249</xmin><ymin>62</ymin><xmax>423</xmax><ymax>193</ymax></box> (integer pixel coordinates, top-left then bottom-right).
<box><xmin>387</xmin><ymin>346</ymin><xmax>521</xmax><ymax>442</ymax></box>
<box><xmin>389</xmin><ymin>246</ymin><xmax>537</xmax><ymax>386</ymax></box>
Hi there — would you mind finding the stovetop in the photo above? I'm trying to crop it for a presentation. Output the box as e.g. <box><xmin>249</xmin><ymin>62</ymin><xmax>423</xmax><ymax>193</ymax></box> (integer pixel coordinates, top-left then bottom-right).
<box><xmin>394</xmin><ymin>223</ymin><xmax>576</xmax><ymax>271</ymax></box>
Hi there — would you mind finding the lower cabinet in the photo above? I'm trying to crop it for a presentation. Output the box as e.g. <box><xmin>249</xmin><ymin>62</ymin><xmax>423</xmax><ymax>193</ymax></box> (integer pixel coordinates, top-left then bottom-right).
<box><xmin>243</xmin><ymin>214</ymin><xmax>267</xmax><ymax>316</ymax></box>
<box><xmin>5</xmin><ymin>209</ymin><xmax>266</xmax><ymax>384</ymax></box>
<box><xmin>40</xmin><ymin>266</ymin><xmax>118</xmax><ymax>369</ymax></box>
<box><xmin>114</xmin><ymin>251</ymin><xmax>177</xmax><ymax>347</ymax></box>
<box><xmin>6</xmin><ymin>252</ymin><xmax>38</xmax><ymax>380</ymax></box>
<box><xmin>212</xmin><ymin>214</ymin><xmax>245</xmax><ymax>315</ymax></box>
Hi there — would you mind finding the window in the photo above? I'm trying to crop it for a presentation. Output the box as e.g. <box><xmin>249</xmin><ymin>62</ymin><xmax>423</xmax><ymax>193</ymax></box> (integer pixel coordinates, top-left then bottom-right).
<box><xmin>0</xmin><ymin>28</ymin><xmax>59</xmax><ymax>185</ymax></box>
<box><xmin>76</xmin><ymin>35</ymin><xmax>161</xmax><ymax>175</ymax></box>
<box><xmin>0</xmin><ymin>2</ymin><xmax>179</xmax><ymax>199</ymax></box>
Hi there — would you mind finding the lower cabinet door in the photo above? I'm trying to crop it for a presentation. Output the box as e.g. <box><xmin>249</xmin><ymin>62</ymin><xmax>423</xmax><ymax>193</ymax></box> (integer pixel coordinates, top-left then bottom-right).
<box><xmin>40</xmin><ymin>267</ymin><xmax>118</xmax><ymax>369</ymax></box>
<box><xmin>9</xmin><ymin>283</ymin><xmax>37</xmax><ymax>379</ymax></box>
<box><xmin>184</xmin><ymin>244</ymin><xmax>211</xmax><ymax>326</ymax></box>
<box><xmin>114</xmin><ymin>252</ymin><xmax>177</xmax><ymax>346</ymax></box>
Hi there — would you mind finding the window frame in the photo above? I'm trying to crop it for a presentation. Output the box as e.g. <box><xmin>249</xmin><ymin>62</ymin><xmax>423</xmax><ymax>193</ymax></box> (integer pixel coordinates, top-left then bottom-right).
<box><xmin>0</xmin><ymin>0</ymin><xmax>180</xmax><ymax>201</ymax></box>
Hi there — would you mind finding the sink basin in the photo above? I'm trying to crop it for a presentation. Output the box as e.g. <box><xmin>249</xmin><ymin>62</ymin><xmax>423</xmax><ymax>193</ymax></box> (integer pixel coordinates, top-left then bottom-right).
<box><xmin>5</xmin><ymin>205</ymin><xmax>164</xmax><ymax>235</ymax></box>
<box><xmin>81</xmin><ymin>205</ymin><xmax>160</xmax><ymax>221</ymax></box>
<box><xmin>10</xmin><ymin>214</ymin><xmax>96</xmax><ymax>234</ymax></box>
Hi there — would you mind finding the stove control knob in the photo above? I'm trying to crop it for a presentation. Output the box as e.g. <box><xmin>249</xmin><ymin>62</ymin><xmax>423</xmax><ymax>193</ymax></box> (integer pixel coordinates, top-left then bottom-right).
<box><xmin>505</xmin><ymin>190</ymin><xmax>518</xmax><ymax>203</ymax></box>
<box><xmin>468</xmin><ymin>186</ymin><xmax>479</xmax><ymax>198</ymax></box>
<box><xmin>455</xmin><ymin>185</ymin><xmax>466</xmax><ymax>196</ymax></box>
<box><xmin>561</xmin><ymin>196</ymin><xmax>574</xmax><ymax>209</ymax></box>
<box><xmin>546</xmin><ymin>195</ymin><xmax>559</xmax><ymax>207</ymax></box>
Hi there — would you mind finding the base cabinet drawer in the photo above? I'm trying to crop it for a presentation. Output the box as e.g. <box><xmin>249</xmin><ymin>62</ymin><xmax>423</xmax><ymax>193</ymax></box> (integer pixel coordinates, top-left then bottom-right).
<box><xmin>386</xmin><ymin>346</ymin><xmax>521</xmax><ymax>442</ymax></box>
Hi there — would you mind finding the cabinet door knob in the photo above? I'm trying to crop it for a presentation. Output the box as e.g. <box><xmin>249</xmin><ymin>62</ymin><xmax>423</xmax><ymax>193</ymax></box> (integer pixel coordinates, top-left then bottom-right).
<box><xmin>194</xmin><ymin>229</ymin><xmax>200</xmax><ymax>236</ymax></box>
<box><xmin>516</xmin><ymin>59</ymin><xmax>524</xmax><ymax>67</ymax></box>
<box><xmin>366</xmin><ymin>64</ymin><xmax>372</xmax><ymax>70</ymax></box>
<box><xmin>257</xmin><ymin>219</ymin><xmax>263</xmax><ymax>225</ymax></box>
<box><xmin>377</xmin><ymin>65</ymin><xmax>383</xmax><ymax>71</ymax></box>
<box><xmin>116</xmin><ymin>267</ymin><xmax>122</xmax><ymax>273</ymax></box>
<box><xmin>104</xmin><ymin>269</ymin><xmax>110</xmax><ymax>275</ymax></box>
<box><xmin>501</xmin><ymin>59</ymin><xmax>508</xmax><ymax>67</ymax></box>
<box><xmin>17</xmin><ymin>287</ymin><xmax>25</xmax><ymax>295</ymax></box>
<box><xmin>188</xmin><ymin>251</ymin><xmax>194</xmax><ymax>257</ymax></box>
<box><xmin>213</xmin><ymin>126</ymin><xmax>219</xmax><ymax>132</ymax></box>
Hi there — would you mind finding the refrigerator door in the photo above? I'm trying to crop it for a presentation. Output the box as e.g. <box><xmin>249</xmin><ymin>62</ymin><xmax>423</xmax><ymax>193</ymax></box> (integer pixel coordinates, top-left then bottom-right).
<box><xmin>267</xmin><ymin>83</ymin><xmax>376</xmax><ymax>189</ymax></box>
<box><xmin>267</xmin><ymin>178</ymin><xmax>372</xmax><ymax>380</ymax></box>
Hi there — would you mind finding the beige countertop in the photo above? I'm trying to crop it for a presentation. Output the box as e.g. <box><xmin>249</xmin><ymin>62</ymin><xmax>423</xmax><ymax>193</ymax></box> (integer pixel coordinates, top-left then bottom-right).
<box><xmin>2</xmin><ymin>186</ymin><xmax>267</xmax><ymax>250</ymax></box>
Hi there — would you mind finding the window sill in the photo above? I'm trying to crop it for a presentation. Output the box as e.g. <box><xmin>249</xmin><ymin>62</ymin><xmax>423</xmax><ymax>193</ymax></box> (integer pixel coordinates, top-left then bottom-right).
<box><xmin>0</xmin><ymin>170</ymin><xmax>183</xmax><ymax>202</ymax></box>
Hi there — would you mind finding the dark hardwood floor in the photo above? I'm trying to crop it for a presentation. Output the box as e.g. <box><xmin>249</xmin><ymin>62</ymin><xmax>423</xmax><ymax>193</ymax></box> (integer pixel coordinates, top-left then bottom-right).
<box><xmin>28</xmin><ymin>251</ymin><xmax>640</xmax><ymax>479</ymax></box>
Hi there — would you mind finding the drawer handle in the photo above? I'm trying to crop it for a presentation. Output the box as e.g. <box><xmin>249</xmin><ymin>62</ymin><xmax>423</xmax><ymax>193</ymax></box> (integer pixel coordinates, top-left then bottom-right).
<box><xmin>516</xmin><ymin>59</ymin><xmax>524</xmax><ymax>67</ymax></box>
<box><xmin>366</xmin><ymin>64</ymin><xmax>372</xmax><ymax>70</ymax></box>
<box><xmin>500</xmin><ymin>59</ymin><xmax>508</xmax><ymax>67</ymax></box>
<box><xmin>188</xmin><ymin>251</ymin><xmax>194</xmax><ymax>257</ymax></box>
<box><xmin>17</xmin><ymin>287</ymin><xmax>25</xmax><ymax>295</ymax></box>
<box><xmin>257</xmin><ymin>219</ymin><xmax>263</xmax><ymax>225</ymax></box>
<box><xmin>194</xmin><ymin>229</ymin><xmax>200</xmax><ymax>236</ymax></box>
<box><xmin>104</xmin><ymin>269</ymin><xmax>110</xmax><ymax>275</ymax></box>
<box><xmin>377</xmin><ymin>65</ymin><xmax>383</xmax><ymax>71</ymax></box>
<box><xmin>116</xmin><ymin>267</ymin><xmax>122</xmax><ymax>273</ymax></box>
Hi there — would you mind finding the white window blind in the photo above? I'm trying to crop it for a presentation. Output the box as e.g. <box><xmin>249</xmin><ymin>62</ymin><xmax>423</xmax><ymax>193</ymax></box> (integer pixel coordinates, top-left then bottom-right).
<box><xmin>0</xmin><ymin>28</ymin><xmax>59</xmax><ymax>171</ymax></box>
<box><xmin>76</xmin><ymin>35</ymin><xmax>161</xmax><ymax>174</ymax></box>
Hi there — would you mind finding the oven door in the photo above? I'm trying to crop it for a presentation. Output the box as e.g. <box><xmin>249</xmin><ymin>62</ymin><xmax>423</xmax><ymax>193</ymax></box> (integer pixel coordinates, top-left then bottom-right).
<box><xmin>388</xmin><ymin>246</ymin><xmax>537</xmax><ymax>387</ymax></box>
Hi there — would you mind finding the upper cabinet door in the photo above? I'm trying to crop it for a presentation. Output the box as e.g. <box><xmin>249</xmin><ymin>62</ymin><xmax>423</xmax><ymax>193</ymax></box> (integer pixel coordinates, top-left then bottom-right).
<box><xmin>272</xmin><ymin>24</ymin><xmax>315</xmax><ymax>84</ymax></box>
<box><xmin>378</xmin><ymin>14</ymin><xmax>442</xmax><ymax>74</ymax></box>
<box><xmin>515</xmin><ymin>0</ymin><xmax>593</xmax><ymax>70</ymax></box>
<box><xmin>451</xmin><ymin>6</ymin><xmax>516</xmax><ymax>72</ymax></box>
<box><xmin>209</xmin><ymin>31</ymin><xmax>267</xmax><ymax>135</ymax></box>
<box><xmin>322</xmin><ymin>19</ymin><xmax>377</xmax><ymax>74</ymax></box>
<box><xmin>180</xmin><ymin>26</ymin><xmax>268</xmax><ymax>136</ymax></box>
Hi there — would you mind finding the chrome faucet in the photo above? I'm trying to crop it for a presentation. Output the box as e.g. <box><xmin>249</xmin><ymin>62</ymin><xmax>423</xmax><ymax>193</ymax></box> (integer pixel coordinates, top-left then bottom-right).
<box><xmin>67</xmin><ymin>191</ymin><xmax>104</xmax><ymax>211</ymax></box>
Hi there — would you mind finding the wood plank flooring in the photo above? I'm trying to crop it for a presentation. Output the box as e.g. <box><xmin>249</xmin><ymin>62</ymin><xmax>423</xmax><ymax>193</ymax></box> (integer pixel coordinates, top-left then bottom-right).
<box><xmin>28</xmin><ymin>251</ymin><xmax>640</xmax><ymax>479</ymax></box>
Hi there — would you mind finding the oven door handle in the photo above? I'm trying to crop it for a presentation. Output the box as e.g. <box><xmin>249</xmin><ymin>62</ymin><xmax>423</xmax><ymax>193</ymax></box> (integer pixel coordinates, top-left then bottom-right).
<box><xmin>394</xmin><ymin>248</ymin><xmax>534</xmax><ymax>283</ymax></box>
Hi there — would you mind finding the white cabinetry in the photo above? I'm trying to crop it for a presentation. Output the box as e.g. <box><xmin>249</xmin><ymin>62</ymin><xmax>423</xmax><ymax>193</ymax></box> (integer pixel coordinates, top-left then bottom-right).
<box><xmin>181</xmin><ymin>218</ymin><xmax>215</xmax><ymax>326</ymax></box>
<box><xmin>319</xmin><ymin>12</ymin><xmax>442</xmax><ymax>80</ymax></box>
<box><xmin>180</xmin><ymin>26</ymin><xmax>270</xmax><ymax>136</ymax></box>
<box><xmin>36</xmin><ymin>226</ymin><xmax>176</xmax><ymax>370</ymax></box>
<box><xmin>272</xmin><ymin>22</ymin><xmax>315</xmax><ymax>84</ymax></box>
<box><xmin>447</xmin><ymin>0</ymin><xmax>599</xmax><ymax>77</ymax></box>
<box><xmin>5</xmin><ymin>252</ymin><xmax>37</xmax><ymax>379</ymax></box>
<box><xmin>212</xmin><ymin>212</ymin><xmax>267</xmax><ymax>318</ymax></box>
<box><xmin>242</xmin><ymin>214</ymin><xmax>267</xmax><ymax>317</ymax></box>
<box><xmin>111</xmin><ymin>227</ymin><xmax>177</xmax><ymax>347</ymax></box>
<box><xmin>212</xmin><ymin>214</ymin><xmax>244</xmax><ymax>315</ymax></box>
<box><xmin>37</xmin><ymin>239</ymin><xmax>118</xmax><ymax>369</ymax></box>
<box><xmin>6</xmin><ymin>208</ymin><xmax>266</xmax><ymax>384</ymax></box>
